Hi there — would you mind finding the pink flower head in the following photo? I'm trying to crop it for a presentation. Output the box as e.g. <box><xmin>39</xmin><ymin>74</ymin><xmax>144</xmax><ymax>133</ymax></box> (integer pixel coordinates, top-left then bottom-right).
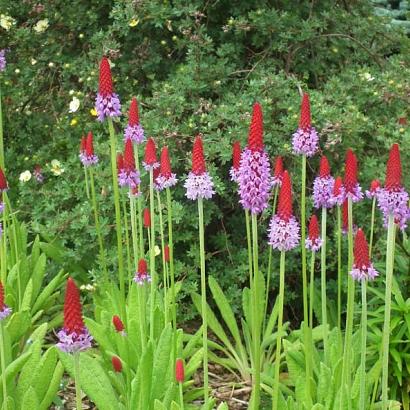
<box><xmin>313</xmin><ymin>155</ymin><xmax>335</xmax><ymax>209</ymax></box>
<box><xmin>344</xmin><ymin>149</ymin><xmax>363</xmax><ymax>202</ymax></box>
<box><xmin>305</xmin><ymin>214</ymin><xmax>322</xmax><ymax>251</ymax></box>
<box><xmin>133</xmin><ymin>259</ymin><xmax>151</xmax><ymax>285</ymax></box>
<box><xmin>349</xmin><ymin>229</ymin><xmax>378</xmax><ymax>281</ymax></box>
<box><xmin>229</xmin><ymin>141</ymin><xmax>241</xmax><ymax>183</ymax></box>
<box><xmin>124</xmin><ymin>97</ymin><xmax>145</xmax><ymax>143</ymax></box>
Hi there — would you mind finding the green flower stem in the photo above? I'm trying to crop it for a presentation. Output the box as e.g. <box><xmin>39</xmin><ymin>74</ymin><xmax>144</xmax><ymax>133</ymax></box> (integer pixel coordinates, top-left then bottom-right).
<box><xmin>309</xmin><ymin>251</ymin><xmax>316</xmax><ymax>327</ymax></box>
<box><xmin>0</xmin><ymin>322</ymin><xmax>8</xmax><ymax>410</ymax></box>
<box><xmin>108</xmin><ymin>119</ymin><xmax>125</xmax><ymax>298</ymax></box>
<box><xmin>381</xmin><ymin>214</ymin><xmax>396</xmax><ymax>409</ymax></box>
<box><xmin>0</xmin><ymin>195</ymin><xmax>7</xmax><ymax>285</ymax></box>
<box><xmin>134</xmin><ymin>145</ymin><xmax>144</xmax><ymax>257</ymax></box>
<box><xmin>130</xmin><ymin>194</ymin><xmax>139</xmax><ymax>269</ymax></box>
<box><xmin>122</xmin><ymin>198</ymin><xmax>132</xmax><ymax>288</ymax></box>
<box><xmin>0</xmin><ymin>83</ymin><xmax>5</xmax><ymax>169</ymax></box>
<box><xmin>198</xmin><ymin>198</ymin><xmax>209</xmax><ymax>405</ymax></box>
<box><xmin>149</xmin><ymin>169</ymin><xmax>156</xmax><ymax>340</ymax></box>
<box><xmin>245</xmin><ymin>209</ymin><xmax>253</xmax><ymax>288</ymax></box>
<box><xmin>369</xmin><ymin>197</ymin><xmax>376</xmax><ymax>259</ymax></box>
<box><xmin>73</xmin><ymin>352</ymin><xmax>82</xmax><ymax>410</ymax></box>
<box><xmin>83</xmin><ymin>166</ymin><xmax>90</xmax><ymax>200</ymax></box>
<box><xmin>320</xmin><ymin>208</ymin><xmax>328</xmax><ymax>359</ymax></box>
<box><xmin>272</xmin><ymin>251</ymin><xmax>285</xmax><ymax>410</ymax></box>
<box><xmin>251</xmin><ymin>214</ymin><xmax>261</xmax><ymax>410</ymax></box>
<box><xmin>337</xmin><ymin>205</ymin><xmax>342</xmax><ymax>332</ymax></box>
<box><xmin>156</xmin><ymin>191</ymin><xmax>168</xmax><ymax>324</ymax></box>
<box><xmin>179</xmin><ymin>383</ymin><xmax>184</xmax><ymax>410</ymax></box>
<box><xmin>359</xmin><ymin>280</ymin><xmax>367</xmax><ymax>410</ymax></box>
<box><xmin>89</xmin><ymin>168</ymin><xmax>107</xmax><ymax>281</ymax></box>
<box><xmin>341</xmin><ymin>197</ymin><xmax>355</xmax><ymax>409</ymax></box>
<box><xmin>166</xmin><ymin>188</ymin><xmax>176</xmax><ymax>332</ymax></box>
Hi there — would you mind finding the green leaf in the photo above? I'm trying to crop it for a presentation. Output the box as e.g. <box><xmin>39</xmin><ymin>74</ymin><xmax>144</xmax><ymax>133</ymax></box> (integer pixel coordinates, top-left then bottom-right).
<box><xmin>135</xmin><ymin>343</ymin><xmax>154</xmax><ymax>409</ymax></box>
<box><xmin>20</xmin><ymin>386</ymin><xmax>39</xmax><ymax>410</ymax></box>
<box><xmin>32</xmin><ymin>270</ymin><xmax>65</xmax><ymax>313</ymax></box>
<box><xmin>20</xmin><ymin>279</ymin><xmax>33</xmax><ymax>312</ymax></box>
<box><xmin>39</xmin><ymin>361</ymin><xmax>64</xmax><ymax>410</ymax></box>
<box><xmin>5</xmin><ymin>311</ymin><xmax>31</xmax><ymax>344</ymax></box>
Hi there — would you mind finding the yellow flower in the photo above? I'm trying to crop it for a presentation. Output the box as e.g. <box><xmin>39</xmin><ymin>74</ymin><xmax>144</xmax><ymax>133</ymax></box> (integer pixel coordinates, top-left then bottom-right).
<box><xmin>50</xmin><ymin>159</ymin><xmax>64</xmax><ymax>176</ymax></box>
<box><xmin>33</xmin><ymin>19</ymin><xmax>49</xmax><ymax>33</ymax></box>
<box><xmin>70</xmin><ymin>118</ymin><xmax>78</xmax><ymax>126</ymax></box>
<box><xmin>19</xmin><ymin>171</ymin><xmax>32</xmax><ymax>183</ymax></box>
<box><xmin>90</xmin><ymin>108</ymin><xmax>97</xmax><ymax>117</ymax></box>
<box><xmin>0</xmin><ymin>14</ymin><xmax>16</xmax><ymax>31</ymax></box>
<box><xmin>129</xmin><ymin>18</ymin><xmax>139</xmax><ymax>27</ymax></box>
<box><xmin>154</xmin><ymin>245</ymin><xmax>161</xmax><ymax>257</ymax></box>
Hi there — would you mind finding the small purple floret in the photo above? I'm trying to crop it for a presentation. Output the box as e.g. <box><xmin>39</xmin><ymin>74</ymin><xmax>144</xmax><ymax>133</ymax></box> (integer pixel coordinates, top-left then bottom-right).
<box><xmin>79</xmin><ymin>153</ymin><xmax>99</xmax><ymax>167</ymax></box>
<box><xmin>238</xmin><ymin>148</ymin><xmax>271</xmax><ymax>214</ymax></box>
<box><xmin>365</xmin><ymin>188</ymin><xmax>380</xmax><ymax>200</ymax></box>
<box><xmin>350</xmin><ymin>264</ymin><xmax>379</xmax><ymax>282</ymax></box>
<box><xmin>56</xmin><ymin>328</ymin><xmax>93</xmax><ymax>353</ymax></box>
<box><xmin>124</xmin><ymin>124</ymin><xmax>145</xmax><ymax>144</ymax></box>
<box><xmin>95</xmin><ymin>93</ymin><xmax>121</xmax><ymax>122</ymax></box>
<box><xmin>230</xmin><ymin>167</ymin><xmax>240</xmax><ymax>183</ymax></box>
<box><xmin>330</xmin><ymin>187</ymin><xmax>345</xmax><ymax>207</ymax></box>
<box><xmin>0</xmin><ymin>50</ymin><xmax>6</xmax><ymax>72</ymax></box>
<box><xmin>292</xmin><ymin>127</ymin><xmax>319</xmax><ymax>157</ymax></box>
<box><xmin>118</xmin><ymin>169</ymin><xmax>140</xmax><ymax>189</ymax></box>
<box><xmin>268</xmin><ymin>215</ymin><xmax>300</xmax><ymax>252</ymax></box>
<box><xmin>313</xmin><ymin>176</ymin><xmax>335</xmax><ymax>209</ymax></box>
<box><xmin>0</xmin><ymin>306</ymin><xmax>11</xmax><ymax>320</ymax></box>
<box><xmin>155</xmin><ymin>174</ymin><xmax>177</xmax><ymax>191</ymax></box>
<box><xmin>271</xmin><ymin>176</ymin><xmax>282</xmax><ymax>188</ymax></box>
<box><xmin>376</xmin><ymin>187</ymin><xmax>409</xmax><ymax>230</ymax></box>
<box><xmin>345</xmin><ymin>184</ymin><xmax>363</xmax><ymax>203</ymax></box>
<box><xmin>143</xmin><ymin>161</ymin><xmax>160</xmax><ymax>171</ymax></box>
<box><xmin>0</xmin><ymin>202</ymin><xmax>4</xmax><ymax>213</ymax></box>
<box><xmin>133</xmin><ymin>272</ymin><xmax>151</xmax><ymax>285</ymax></box>
<box><xmin>184</xmin><ymin>172</ymin><xmax>215</xmax><ymax>200</ymax></box>
<box><xmin>305</xmin><ymin>237</ymin><xmax>323</xmax><ymax>252</ymax></box>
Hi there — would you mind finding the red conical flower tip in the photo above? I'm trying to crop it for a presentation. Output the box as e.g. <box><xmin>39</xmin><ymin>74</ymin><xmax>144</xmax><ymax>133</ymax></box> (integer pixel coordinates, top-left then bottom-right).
<box><xmin>333</xmin><ymin>176</ymin><xmax>343</xmax><ymax>196</ymax></box>
<box><xmin>124</xmin><ymin>139</ymin><xmax>135</xmax><ymax>171</ymax></box>
<box><xmin>63</xmin><ymin>278</ymin><xmax>85</xmax><ymax>334</ymax></box>
<box><xmin>138</xmin><ymin>259</ymin><xmax>148</xmax><ymax>274</ymax></box>
<box><xmin>143</xmin><ymin>208</ymin><xmax>151</xmax><ymax>228</ymax></box>
<box><xmin>319</xmin><ymin>155</ymin><xmax>331</xmax><ymax>178</ymax></box>
<box><xmin>0</xmin><ymin>169</ymin><xmax>8</xmax><ymax>191</ymax></box>
<box><xmin>342</xmin><ymin>200</ymin><xmax>349</xmax><ymax>232</ymax></box>
<box><xmin>344</xmin><ymin>149</ymin><xmax>358</xmax><ymax>193</ymax></box>
<box><xmin>175</xmin><ymin>359</ymin><xmax>185</xmax><ymax>383</ymax></box>
<box><xmin>385</xmin><ymin>143</ymin><xmax>402</xmax><ymax>191</ymax></box>
<box><xmin>308</xmin><ymin>215</ymin><xmax>320</xmax><ymax>240</ymax></box>
<box><xmin>370</xmin><ymin>179</ymin><xmax>381</xmax><ymax>192</ymax></box>
<box><xmin>144</xmin><ymin>138</ymin><xmax>158</xmax><ymax>166</ymax></box>
<box><xmin>232</xmin><ymin>141</ymin><xmax>241</xmax><ymax>170</ymax></box>
<box><xmin>277</xmin><ymin>171</ymin><xmax>293</xmax><ymax>222</ymax></box>
<box><xmin>128</xmin><ymin>97</ymin><xmax>139</xmax><ymax>126</ymax></box>
<box><xmin>112</xmin><ymin>356</ymin><xmax>122</xmax><ymax>373</ymax></box>
<box><xmin>248</xmin><ymin>102</ymin><xmax>263</xmax><ymax>152</ymax></box>
<box><xmin>354</xmin><ymin>229</ymin><xmax>370</xmax><ymax>268</ymax></box>
<box><xmin>86</xmin><ymin>132</ymin><xmax>94</xmax><ymax>157</ymax></box>
<box><xmin>117</xmin><ymin>153</ymin><xmax>124</xmax><ymax>173</ymax></box>
<box><xmin>299</xmin><ymin>93</ymin><xmax>311</xmax><ymax>130</ymax></box>
<box><xmin>80</xmin><ymin>136</ymin><xmax>86</xmax><ymax>153</ymax></box>
<box><xmin>98</xmin><ymin>57</ymin><xmax>113</xmax><ymax>96</ymax></box>
<box><xmin>192</xmin><ymin>136</ymin><xmax>206</xmax><ymax>175</ymax></box>
<box><xmin>0</xmin><ymin>281</ymin><xmax>5</xmax><ymax>310</ymax></box>
<box><xmin>273</xmin><ymin>156</ymin><xmax>283</xmax><ymax>178</ymax></box>
<box><xmin>160</xmin><ymin>147</ymin><xmax>172</xmax><ymax>178</ymax></box>
<box><xmin>112</xmin><ymin>315</ymin><xmax>124</xmax><ymax>333</ymax></box>
<box><xmin>164</xmin><ymin>245</ymin><xmax>170</xmax><ymax>262</ymax></box>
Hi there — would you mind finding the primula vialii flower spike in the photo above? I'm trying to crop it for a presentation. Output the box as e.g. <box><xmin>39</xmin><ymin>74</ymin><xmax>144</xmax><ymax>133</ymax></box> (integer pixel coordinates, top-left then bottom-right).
<box><xmin>313</xmin><ymin>155</ymin><xmax>335</xmax><ymax>209</ymax></box>
<box><xmin>331</xmin><ymin>176</ymin><xmax>345</xmax><ymax>207</ymax></box>
<box><xmin>111</xmin><ymin>356</ymin><xmax>123</xmax><ymax>373</ymax></box>
<box><xmin>156</xmin><ymin>146</ymin><xmax>177</xmax><ymax>191</ymax></box>
<box><xmin>292</xmin><ymin>93</ymin><xmax>319</xmax><ymax>157</ymax></box>
<box><xmin>305</xmin><ymin>214</ymin><xmax>322</xmax><ymax>251</ymax></box>
<box><xmin>95</xmin><ymin>56</ymin><xmax>121</xmax><ymax>122</ymax></box>
<box><xmin>117</xmin><ymin>153</ymin><xmax>124</xmax><ymax>174</ymax></box>
<box><xmin>366</xmin><ymin>179</ymin><xmax>381</xmax><ymax>199</ymax></box>
<box><xmin>118</xmin><ymin>139</ymin><xmax>140</xmax><ymax>189</ymax></box>
<box><xmin>184</xmin><ymin>136</ymin><xmax>215</xmax><ymax>200</ymax></box>
<box><xmin>0</xmin><ymin>281</ymin><xmax>12</xmax><ymax>320</ymax></box>
<box><xmin>164</xmin><ymin>244</ymin><xmax>170</xmax><ymax>262</ymax></box>
<box><xmin>248</xmin><ymin>102</ymin><xmax>264</xmax><ymax>152</ymax></box>
<box><xmin>124</xmin><ymin>97</ymin><xmax>145</xmax><ymax>143</ymax></box>
<box><xmin>175</xmin><ymin>359</ymin><xmax>185</xmax><ymax>383</ymax></box>
<box><xmin>143</xmin><ymin>207</ymin><xmax>151</xmax><ymax>228</ymax></box>
<box><xmin>134</xmin><ymin>258</ymin><xmax>151</xmax><ymax>285</ymax></box>
<box><xmin>57</xmin><ymin>278</ymin><xmax>92</xmax><ymax>353</ymax></box>
<box><xmin>0</xmin><ymin>168</ymin><xmax>8</xmax><ymax>192</ymax></box>
<box><xmin>80</xmin><ymin>132</ymin><xmax>99</xmax><ymax>166</ymax></box>
<box><xmin>350</xmin><ymin>229</ymin><xmax>378</xmax><ymax>281</ymax></box>
<box><xmin>112</xmin><ymin>315</ymin><xmax>125</xmax><ymax>334</ymax></box>
<box><xmin>376</xmin><ymin>144</ymin><xmax>409</xmax><ymax>230</ymax></box>
<box><xmin>272</xmin><ymin>155</ymin><xmax>284</xmax><ymax>187</ymax></box>
<box><xmin>344</xmin><ymin>149</ymin><xmax>363</xmax><ymax>202</ymax></box>
<box><xmin>229</xmin><ymin>141</ymin><xmax>241</xmax><ymax>183</ymax></box>
<box><xmin>143</xmin><ymin>137</ymin><xmax>159</xmax><ymax>170</ymax></box>
<box><xmin>268</xmin><ymin>171</ymin><xmax>300</xmax><ymax>251</ymax></box>
<box><xmin>0</xmin><ymin>49</ymin><xmax>6</xmax><ymax>72</ymax></box>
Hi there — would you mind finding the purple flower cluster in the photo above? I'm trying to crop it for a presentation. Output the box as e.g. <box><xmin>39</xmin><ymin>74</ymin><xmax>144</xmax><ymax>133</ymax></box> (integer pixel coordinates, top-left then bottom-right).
<box><xmin>133</xmin><ymin>272</ymin><xmax>151</xmax><ymax>285</ymax></box>
<box><xmin>118</xmin><ymin>169</ymin><xmax>140</xmax><ymax>189</ymax></box>
<box><xmin>0</xmin><ymin>305</ymin><xmax>11</xmax><ymax>320</ymax></box>
<box><xmin>305</xmin><ymin>237</ymin><xmax>323</xmax><ymax>252</ymax></box>
<box><xmin>350</xmin><ymin>264</ymin><xmax>379</xmax><ymax>282</ymax></box>
<box><xmin>376</xmin><ymin>188</ymin><xmax>409</xmax><ymax>230</ymax></box>
<box><xmin>79</xmin><ymin>152</ymin><xmax>99</xmax><ymax>167</ymax></box>
<box><xmin>345</xmin><ymin>184</ymin><xmax>363</xmax><ymax>203</ymax></box>
<box><xmin>229</xmin><ymin>167</ymin><xmax>240</xmax><ymax>183</ymax></box>
<box><xmin>184</xmin><ymin>172</ymin><xmax>215</xmax><ymax>200</ymax></box>
<box><xmin>0</xmin><ymin>202</ymin><xmax>4</xmax><ymax>213</ymax></box>
<box><xmin>0</xmin><ymin>50</ymin><xmax>6</xmax><ymax>72</ymax></box>
<box><xmin>143</xmin><ymin>161</ymin><xmax>160</xmax><ymax>171</ymax></box>
<box><xmin>271</xmin><ymin>175</ymin><xmax>282</xmax><ymax>188</ymax></box>
<box><xmin>124</xmin><ymin>124</ymin><xmax>145</xmax><ymax>144</ymax></box>
<box><xmin>56</xmin><ymin>328</ymin><xmax>93</xmax><ymax>353</ymax></box>
<box><xmin>95</xmin><ymin>93</ymin><xmax>121</xmax><ymax>122</ymax></box>
<box><xmin>237</xmin><ymin>148</ymin><xmax>271</xmax><ymax>214</ymax></box>
<box><xmin>313</xmin><ymin>176</ymin><xmax>335</xmax><ymax>209</ymax></box>
<box><xmin>366</xmin><ymin>188</ymin><xmax>380</xmax><ymax>199</ymax></box>
<box><xmin>292</xmin><ymin>127</ymin><xmax>319</xmax><ymax>157</ymax></box>
<box><xmin>155</xmin><ymin>174</ymin><xmax>178</xmax><ymax>191</ymax></box>
<box><xmin>268</xmin><ymin>216</ymin><xmax>300</xmax><ymax>251</ymax></box>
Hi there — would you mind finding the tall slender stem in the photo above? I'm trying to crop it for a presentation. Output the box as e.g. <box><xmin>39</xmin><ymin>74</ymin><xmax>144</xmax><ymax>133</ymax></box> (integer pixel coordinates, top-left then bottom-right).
<box><xmin>337</xmin><ymin>205</ymin><xmax>342</xmax><ymax>331</ymax></box>
<box><xmin>198</xmin><ymin>198</ymin><xmax>208</xmax><ymax>405</ymax></box>
<box><xmin>89</xmin><ymin>168</ymin><xmax>107</xmax><ymax>280</ymax></box>
<box><xmin>272</xmin><ymin>251</ymin><xmax>285</xmax><ymax>410</ymax></box>
<box><xmin>0</xmin><ymin>83</ymin><xmax>5</xmax><ymax>170</ymax></box>
<box><xmin>134</xmin><ymin>145</ymin><xmax>144</xmax><ymax>257</ymax></box>
<box><xmin>108</xmin><ymin>119</ymin><xmax>125</xmax><ymax>297</ymax></box>
<box><xmin>251</xmin><ymin>214</ymin><xmax>260</xmax><ymax>410</ymax></box>
<box><xmin>369</xmin><ymin>197</ymin><xmax>376</xmax><ymax>259</ymax></box>
<box><xmin>320</xmin><ymin>208</ymin><xmax>328</xmax><ymax>359</ymax></box>
<box><xmin>83</xmin><ymin>166</ymin><xmax>90</xmax><ymax>200</ymax></box>
<box><xmin>309</xmin><ymin>251</ymin><xmax>316</xmax><ymax>327</ymax></box>
<box><xmin>0</xmin><ymin>323</ymin><xmax>8</xmax><ymax>410</ymax></box>
<box><xmin>166</xmin><ymin>188</ymin><xmax>176</xmax><ymax>332</ymax></box>
<box><xmin>359</xmin><ymin>280</ymin><xmax>367</xmax><ymax>410</ymax></box>
<box><xmin>129</xmin><ymin>195</ymin><xmax>139</xmax><ymax>269</ymax></box>
<box><xmin>73</xmin><ymin>352</ymin><xmax>82</xmax><ymax>410</ymax></box>
<box><xmin>245</xmin><ymin>210</ymin><xmax>253</xmax><ymax>289</ymax></box>
<box><xmin>179</xmin><ymin>383</ymin><xmax>184</xmax><ymax>410</ymax></box>
<box><xmin>149</xmin><ymin>170</ymin><xmax>156</xmax><ymax>340</ymax></box>
<box><xmin>122</xmin><ymin>198</ymin><xmax>132</xmax><ymax>288</ymax></box>
<box><xmin>381</xmin><ymin>215</ymin><xmax>396</xmax><ymax>409</ymax></box>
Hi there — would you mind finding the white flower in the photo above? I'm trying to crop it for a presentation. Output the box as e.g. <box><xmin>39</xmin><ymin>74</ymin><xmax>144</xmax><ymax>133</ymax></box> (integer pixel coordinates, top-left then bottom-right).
<box><xmin>69</xmin><ymin>96</ymin><xmax>80</xmax><ymax>113</ymax></box>
<box><xmin>50</xmin><ymin>159</ymin><xmax>64</xmax><ymax>176</ymax></box>
<box><xmin>363</xmin><ymin>72</ymin><xmax>374</xmax><ymax>82</ymax></box>
<box><xmin>31</xmin><ymin>58</ymin><xmax>37</xmax><ymax>65</ymax></box>
<box><xmin>33</xmin><ymin>19</ymin><xmax>49</xmax><ymax>33</ymax></box>
<box><xmin>19</xmin><ymin>171</ymin><xmax>32</xmax><ymax>183</ymax></box>
<box><xmin>0</xmin><ymin>14</ymin><xmax>16</xmax><ymax>31</ymax></box>
<box><xmin>154</xmin><ymin>245</ymin><xmax>161</xmax><ymax>256</ymax></box>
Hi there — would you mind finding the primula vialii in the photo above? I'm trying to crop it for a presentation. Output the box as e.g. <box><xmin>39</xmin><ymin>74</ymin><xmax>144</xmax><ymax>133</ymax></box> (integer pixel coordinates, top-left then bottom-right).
<box><xmin>124</xmin><ymin>97</ymin><xmax>144</xmax><ymax>144</ymax></box>
<box><xmin>111</xmin><ymin>356</ymin><xmax>123</xmax><ymax>373</ymax></box>
<box><xmin>229</xmin><ymin>140</ymin><xmax>241</xmax><ymax>183</ymax></box>
<box><xmin>271</xmin><ymin>155</ymin><xmax>284</xmax><ymax>187</ymax></box>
